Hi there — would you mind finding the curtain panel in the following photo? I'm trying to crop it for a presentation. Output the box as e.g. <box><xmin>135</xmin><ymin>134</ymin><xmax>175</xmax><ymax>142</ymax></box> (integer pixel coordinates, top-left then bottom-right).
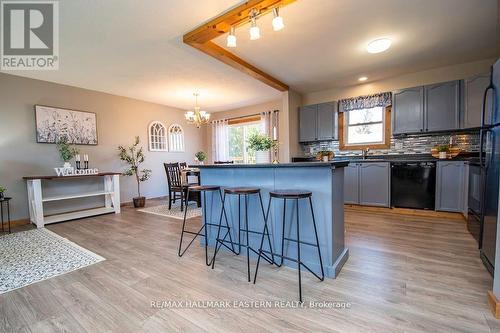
<box><xmin>260</xmin><ymin>110</ymin><xmax>279</xmax><ymax>160</ymax></box>
<box><xmin>211</xmin><ymin>119</ymin><xmax>229</xmax><ymax>162</ymax></box>
<box><xmin>339</xmin><ymin>92</ymin><xmax>392</xmax><ymax>112</ymax></box>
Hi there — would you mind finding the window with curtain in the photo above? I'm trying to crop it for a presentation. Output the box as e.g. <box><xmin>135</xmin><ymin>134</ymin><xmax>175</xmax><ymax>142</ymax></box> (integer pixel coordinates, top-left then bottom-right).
<box><xmin>148</xmin><ymin>121</ymin><xmax>167</xmax><ymax>151</ymax></box>
<box><xmin>168</xmin><ymin>124</ymin><xmax>185</xmax><ymax>152</ymax></box>
<box><xmin>228</xmin><ymin>120</ymin><xmax>262</xmax><ymax>164</ymax></box>
<box><xmin>339</xmin><ymin>93</ymin><xmax>391</xmax><ymax>150</ymax></box>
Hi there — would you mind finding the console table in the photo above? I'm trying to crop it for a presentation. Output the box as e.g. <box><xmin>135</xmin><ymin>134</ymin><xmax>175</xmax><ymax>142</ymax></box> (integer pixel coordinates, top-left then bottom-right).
<box><xmin>23</xmin><ymin>173</ymin><xmax>121</xmax><ymax>228</ymax></box>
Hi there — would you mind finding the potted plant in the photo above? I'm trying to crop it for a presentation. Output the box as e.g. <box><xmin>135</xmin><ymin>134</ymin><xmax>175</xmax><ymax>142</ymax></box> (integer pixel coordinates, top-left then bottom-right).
<box><xmin>317</xmin><ymin>150</ymin><xmax>334</xmax><ymax>162</ymax></box>
<box><xmin>437</xmin><ymin>145</ymin><xmax>449</xmax><ymax>159</ymax></box>
<box><xmin>0</xmin><ymin>186</ymin><xmax>6</xmax><ymax>200</ymax></box>
<box><xmin>118</xmin><ymin>136</ymin><xmax>152</xmax><ymax>208</ymax></box>
<box><xmin>247</xmin><ymin>133</ymin><xmax>275</xmax><ymax>164</ymax></box>
<box><xmin>195</xmin><ymin>151</ymin><xmax>207</xmax><ymax>165</ymax></box>
<box><xmin>56</xmin><ymin>138</ymin><xmax>79</xmax><ymax>170</ymax></box>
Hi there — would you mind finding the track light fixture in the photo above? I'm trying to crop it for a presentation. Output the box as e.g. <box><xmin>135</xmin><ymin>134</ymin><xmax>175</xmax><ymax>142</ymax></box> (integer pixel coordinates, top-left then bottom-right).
<box><xmin>227</xmin><ymin>26</ymin><xmax>236</xmax><ymax>47</ymax></box>
<box><xmin>249</xmin><ymin>8</ymin><xmax>260</xmax><ymax>40</ymax></box>
<box><xmin>272</xmin><ymin>7</ymin><xmax>284</xmax><ymax>31</ymax></box>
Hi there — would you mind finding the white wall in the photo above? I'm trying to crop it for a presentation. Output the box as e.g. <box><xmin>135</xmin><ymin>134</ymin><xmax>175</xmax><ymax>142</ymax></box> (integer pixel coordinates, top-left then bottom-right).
<box><xmin>0</xmin><ymin>73</ymin><xmax>205</xmax><ymax>220</ymax></box>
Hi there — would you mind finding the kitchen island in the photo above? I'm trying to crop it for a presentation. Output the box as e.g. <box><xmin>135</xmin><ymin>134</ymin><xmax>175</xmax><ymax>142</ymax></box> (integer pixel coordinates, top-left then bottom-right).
<box><xmin>196</xmin><ymin>161</ymin><xmax>349</xmax><ymax>278</ymax></box>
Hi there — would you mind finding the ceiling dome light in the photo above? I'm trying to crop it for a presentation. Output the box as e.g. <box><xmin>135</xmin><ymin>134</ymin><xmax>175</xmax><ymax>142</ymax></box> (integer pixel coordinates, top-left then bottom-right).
<box><xmin>358</xmin><ymin>76</ymin><xmax>368</xmax><ymax>82</ymax></box>
<box><xmin>227</xmin><ymin>26</ymin><xmax>236</xmax><ymax>47</ymax></box>
<box><xmin>367</xmin><ymin>38</ymin><xmax>392</xmax><ymax>54</ymax></box>
<box><xmin>272</xmin><ymin>7</ymin><xmax>284</xmax><ymax>31</ymax></box>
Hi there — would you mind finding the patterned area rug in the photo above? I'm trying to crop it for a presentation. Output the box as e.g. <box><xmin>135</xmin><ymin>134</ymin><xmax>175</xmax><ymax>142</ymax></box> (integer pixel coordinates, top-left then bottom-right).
<box><xmin>0</xmin><ymin>228</ymin><xmax>105</xmax><ymax>294</ymax></box>
<box><xmin>138</xmin><ymin>202</ymin><xmax>202</xmax><ymax>220</ymax></box>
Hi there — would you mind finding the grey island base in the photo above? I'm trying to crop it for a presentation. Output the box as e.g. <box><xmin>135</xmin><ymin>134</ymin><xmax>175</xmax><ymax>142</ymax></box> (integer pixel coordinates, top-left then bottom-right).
<box><xmin>194</xmin><ymin>161</ymin><xmax>350</xmax><ymax>278</ymax></box>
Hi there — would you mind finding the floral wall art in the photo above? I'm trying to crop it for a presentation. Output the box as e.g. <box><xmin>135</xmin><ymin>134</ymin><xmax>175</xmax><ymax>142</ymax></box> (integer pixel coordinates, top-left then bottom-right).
<box><xmin>35</xmin><ymin>105</ymin><xmax>98</xmax><ymax>145</ymax></box>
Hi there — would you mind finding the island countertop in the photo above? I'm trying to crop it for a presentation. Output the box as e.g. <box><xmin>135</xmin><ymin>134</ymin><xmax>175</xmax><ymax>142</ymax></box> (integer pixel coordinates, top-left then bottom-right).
<box><xmin>193</xmin><ymin>160</ymin><xmax>350</xmax><ymax>168</ymax></box>
<box><xmin>197</xmin><ymin>162</ymin><xmax>348</xmax><ymax>278</ymax></box>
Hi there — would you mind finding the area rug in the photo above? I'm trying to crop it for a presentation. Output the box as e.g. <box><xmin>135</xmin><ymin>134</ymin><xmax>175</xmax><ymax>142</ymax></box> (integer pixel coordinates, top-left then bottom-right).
<box><xmin>0</xmin><ymin>228</ymin><xmax>105</xmax><ymax>294</ymax></box>
<box><xmin>138</xmin><ymin>201</ymin><xmax>202</xmax><ymax>220</ymax></box>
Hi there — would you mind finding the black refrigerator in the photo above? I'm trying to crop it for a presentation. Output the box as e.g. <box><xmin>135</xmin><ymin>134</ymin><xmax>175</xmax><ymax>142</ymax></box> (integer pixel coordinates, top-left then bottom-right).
<box><xmin>480</xmin><ymin>58</ymin><xmax>500</xmax><ymax>274</ymax></box>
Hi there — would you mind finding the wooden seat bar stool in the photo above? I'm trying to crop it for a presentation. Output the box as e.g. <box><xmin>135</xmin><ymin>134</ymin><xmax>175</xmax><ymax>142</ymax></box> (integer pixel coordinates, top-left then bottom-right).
<box><xmin>253</xmin><ymin>190</ymin><xmax>325</xmax><ymax>302</ymax></box>
<box><xmin>211</xmin><ymin>187</ymin><xmax>275</xmax><ymax>282</ymax></box>
<box><xmin>178</xmin><ymin>185</ymin><xmax>235</xmax><ymax>266</ymax></box>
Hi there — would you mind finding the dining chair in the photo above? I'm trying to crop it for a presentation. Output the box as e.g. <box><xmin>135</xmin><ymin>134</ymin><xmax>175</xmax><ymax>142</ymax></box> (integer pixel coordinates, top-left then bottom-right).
<box><xmin>164</xmin><ymin>162</ymin><xmax>190</xmax><ymax>211</ymax></box>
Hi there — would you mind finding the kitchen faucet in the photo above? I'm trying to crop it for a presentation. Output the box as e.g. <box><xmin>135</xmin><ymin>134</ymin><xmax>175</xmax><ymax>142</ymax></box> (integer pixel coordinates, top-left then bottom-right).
<box><xmin>362</xmin><ymin>148</ymin><xmax>370</xmax><ymax>159</ymax></box>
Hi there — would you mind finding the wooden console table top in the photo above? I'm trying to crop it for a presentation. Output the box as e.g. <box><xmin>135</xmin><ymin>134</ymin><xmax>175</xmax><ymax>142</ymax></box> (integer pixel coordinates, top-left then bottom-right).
<box><xmin>23</xmin><ymin>172</ymin><xmax>122</xmax><ymax>180</ymax></box>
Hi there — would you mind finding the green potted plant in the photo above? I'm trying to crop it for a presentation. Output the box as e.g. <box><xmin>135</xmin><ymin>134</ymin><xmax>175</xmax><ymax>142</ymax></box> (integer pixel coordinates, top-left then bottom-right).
<box><xmin>195</xmin><ymin>151</ymin><xmax>207</xmax><ymax>165</ymax></box>
<box><xmin>317</xmin><ymin>150</ymin><xmax>334</xmax><ymax>162</ymax></box>
<box><xmin>247</xmin><ymin>133</ymin><xmax>275</xmax><ymax>164</ymax></box>
<box><xmin>0</xmin><ymin>186</ymin><xmax>6</xmax><ymax>200</ymax></box>
<box><xmin>437</xmin><ymin>145</ymin><xmax>449</xmax><ymax>159</ymax></box>
<box><xmin>56</xmin><ymin>138</ymin><xmax>79</xmax><ymax>170</ymax></box>
<box><xmin>118</xmin><ymin>136</ymin><xmax>152</xmax><ymax>208</ymax></box>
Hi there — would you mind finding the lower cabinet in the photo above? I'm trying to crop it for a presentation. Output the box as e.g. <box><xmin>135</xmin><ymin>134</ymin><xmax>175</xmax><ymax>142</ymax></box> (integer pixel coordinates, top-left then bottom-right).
<box><xmin>344</xmin><ymin>164</ymin><xmax>359</xmax><ymax>204</ymax></box>
<box><xmin>436</xmin><ymin>161</ymin><xmax>466</xmax><ymax>212</ymax></box>
<box><xmin>344</xmin><ymin>162</ymin><xmax>390</xmax><ymax>207</ymax></box>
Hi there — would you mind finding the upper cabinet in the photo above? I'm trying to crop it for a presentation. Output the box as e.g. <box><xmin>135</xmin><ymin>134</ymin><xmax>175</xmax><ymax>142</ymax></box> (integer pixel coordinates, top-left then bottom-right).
<box><xmin>299</xmin><ymin>102</ymin><xmax>337</xmax><ymax>142</ymax></box>
<box><xmin>425</xmin><ymin>80</ymin><xmax>460</xmax><ymax>132</ymax></box>
<box><xmin>392</xmin><ymin>87</ymin><xmax>425</xmax><ymax>135</ymax></box>
<box><xmin>461</xmin><ymin>72</ymin><xmax>492</xmax><ymax>129</ymax></box>
<box><xmin>299</xmin><ymin>105</ymin><xmax>317</xmax><ymax>142</ymax></box>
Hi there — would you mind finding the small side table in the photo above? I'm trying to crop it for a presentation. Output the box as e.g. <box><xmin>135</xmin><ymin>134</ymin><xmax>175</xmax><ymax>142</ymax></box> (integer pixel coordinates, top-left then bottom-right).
<box><xmin>0</xmin><ymin>197</ymin><xmax>12</xmax><ymax>234</ymax></box>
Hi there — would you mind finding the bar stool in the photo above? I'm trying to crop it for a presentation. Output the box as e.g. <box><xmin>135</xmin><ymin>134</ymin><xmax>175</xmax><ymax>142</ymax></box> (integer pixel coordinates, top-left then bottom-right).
<box><xmin>253</xmin><ymin>190</ymin><xmax>325</xmax><ymax>302</ymax></box>
<box><xmin>211</xmin><ymin>187</ymin><xmax>275</xmax><ymax>282</ymax></box>
<box><xmin>178</xmin><ymin>185</ymin><xmax>234</xmax><ymax>266</ymax></box>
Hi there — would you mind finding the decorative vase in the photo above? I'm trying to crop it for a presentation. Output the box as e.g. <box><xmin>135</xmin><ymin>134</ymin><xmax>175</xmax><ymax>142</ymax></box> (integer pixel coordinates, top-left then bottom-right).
<box><xmin>439</xmin><ymin>152</ymin><xmax>447</xmax><ymax>159</ymax></box>
<box><xmin>0</xmin><ymin>192</ymin><xmax>4</xmax><ymax>200</ymax></box>
<box><xmin>322</xmin><ymin>156</ymin><xmax>329</xmax><ymax>162</ymax></box>
<box><xmin>255</xmin><ymin>150</ymin><xmax>270</xmax><ymax>164</ymax></box>
<box><xmin>133</xmin><ymin>196</ymin><xmax>146</xmax><ymax>208</ymax></box>
<box><xmin>199</xmin><ymin>161</ymin><xmax>204</xmax><ymax>165</ymax></box>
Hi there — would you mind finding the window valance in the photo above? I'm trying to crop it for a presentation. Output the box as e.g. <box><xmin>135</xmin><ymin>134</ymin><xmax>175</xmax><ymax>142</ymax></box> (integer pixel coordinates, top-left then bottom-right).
<box><xmin>339</xmin><ymin>92</ymin><xmax>392</xmax><ymax>112</ymax></box>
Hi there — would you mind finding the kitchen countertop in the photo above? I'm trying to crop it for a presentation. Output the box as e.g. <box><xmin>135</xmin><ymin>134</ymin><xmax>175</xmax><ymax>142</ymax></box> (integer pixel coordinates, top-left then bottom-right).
<box><xmin>295</xmin><ymin>153</ymin><xmax>480</xmax><ymax>164</ymax></box>
<box><xmin>193</xmin><ymin>160</ymin><xmax>350</xmax><ymax>168</ymax></box>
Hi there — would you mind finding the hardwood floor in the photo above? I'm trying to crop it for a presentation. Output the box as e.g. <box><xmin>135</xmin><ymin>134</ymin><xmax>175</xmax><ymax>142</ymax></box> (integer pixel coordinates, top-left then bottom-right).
<box><xmin>1</xmin><ymin>201</ymin><xmax>499</xmax><ymax>333</ymax></box>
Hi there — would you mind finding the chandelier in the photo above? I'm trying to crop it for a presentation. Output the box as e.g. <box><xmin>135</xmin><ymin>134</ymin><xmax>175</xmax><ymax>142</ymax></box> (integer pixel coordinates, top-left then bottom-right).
<box><xmin>184</xmin><ymin>93</ymin><xmax>210</xmax><ymax>128</ymax></box>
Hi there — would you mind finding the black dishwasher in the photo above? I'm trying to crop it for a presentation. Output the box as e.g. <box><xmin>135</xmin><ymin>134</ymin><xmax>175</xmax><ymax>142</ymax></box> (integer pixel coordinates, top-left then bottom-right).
<box><xmin>391</xmin><ymin>162</ymin><xmax>436</xmax><ymax>210</ymax></box>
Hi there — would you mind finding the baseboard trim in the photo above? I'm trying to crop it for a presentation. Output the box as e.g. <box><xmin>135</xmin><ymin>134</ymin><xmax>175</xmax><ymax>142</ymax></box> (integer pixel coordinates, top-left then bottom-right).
<box><xmin>345</xmin><ymin>204</ymin><xmax>465</xmax><ymax>221</ymax></box>
<box><xmin>488</xmin><ymin>291</ymin><xmax>500</xmax><ymax>319</ymax></box>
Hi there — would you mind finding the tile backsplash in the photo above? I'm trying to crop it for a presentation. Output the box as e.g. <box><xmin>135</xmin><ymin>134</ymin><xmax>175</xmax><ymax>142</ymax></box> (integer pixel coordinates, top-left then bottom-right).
<box><xmin>301</xmin><ymin>131</ymin><xmax>480</xmax><ymax>157</ymax></box>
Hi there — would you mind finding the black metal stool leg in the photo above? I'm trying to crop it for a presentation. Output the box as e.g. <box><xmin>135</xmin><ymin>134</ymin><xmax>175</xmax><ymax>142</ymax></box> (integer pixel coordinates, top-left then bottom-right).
<box><xmin>253</xmin><ymin>195</ymin><xmax>273</xmax><ymax>284</ymax></box>
<box><xmin>309</xmin><ymin>196</ymin><xmax>324</xmax><ymax>281</ymax></box>
<box><xmin>202</xmin><ymin>191</ymin><xmax>210</xmax><ymax>266</ymax></box>
<box><xmin>277</xmin><ymin>198</ymin><xmax>286</xmax><ymax>267</ymax></box>
<box><xmin>1</xmin><ymin>203</ymin><xmax>4</xmax><ymax>233</ymax></box>
<box><xmin>212</xmin><ymin>191</ymin><xmax>238</xmax><ymax>269</ymax></box>
<box><xmin>7</xmin><ymin>201</ymin><xmax>10</xmax><ymax>234</ymax></box>
<box><xmin>257</xmin><ymin>192</ymin><xmax>275</xmax><ymax>265</ymax></box>
<box><xmin>245</xmin><ymin>194</ymin><xmax>251</xmax><ymax>282</ymax></box>
<box><xmin>296</xmin><ymin>198</ymin><xmax>302</xmax><ymax>303</ymax></box>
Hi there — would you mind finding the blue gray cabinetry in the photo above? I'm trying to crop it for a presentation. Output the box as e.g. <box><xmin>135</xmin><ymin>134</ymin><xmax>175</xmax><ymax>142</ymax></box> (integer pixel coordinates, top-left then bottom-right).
<box><xmin>436</xmin><ymin>161</ymin><xmax>466</xmax><ymax>212</ymax></box>
<box><xmin>299</xmin><ymin>102</ymin><xmax>337</xmax><ymax>142</ymax></box>
<box><xmin>344</xmin><ymin>162</ymin><xmax>390</xmax><ymax>207</ymax></box>
<box><xmin>299</xmin><ymin>105</ymin><xmax>317</xmax><ymax>142</ymax></box>
<box><xmin>461</xmin><ymin>73</ymin><xmax>492</xmax><ymax>129</ymax></box>
<box><xmin>344</xmin><ymin>163</ymin><xmax>359</xmax><ymax>204</ymax></box>
<box><xmin>425</xmin><ymin>80</ymin><xmax>460</xmax><ymax>132</ymax></box>
<box><xmin>392</xmin><ymin>87</ymin><xmax>425</xmax><ymax>135</ymax></box>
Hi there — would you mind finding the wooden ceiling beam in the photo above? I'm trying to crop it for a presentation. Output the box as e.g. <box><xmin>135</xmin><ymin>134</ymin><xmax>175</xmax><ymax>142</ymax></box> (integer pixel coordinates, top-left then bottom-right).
<box><xmin>183</xmin><ymin>0</ymin><xmax>295</xmax><ymax>92</ymax></box>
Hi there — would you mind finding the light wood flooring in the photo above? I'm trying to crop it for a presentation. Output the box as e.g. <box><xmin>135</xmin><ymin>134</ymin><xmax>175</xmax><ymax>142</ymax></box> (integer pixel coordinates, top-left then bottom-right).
<box><xmin>1</xmin><ymin>201</ymin><xmax>499</xmax><ymax>333</ymax></box>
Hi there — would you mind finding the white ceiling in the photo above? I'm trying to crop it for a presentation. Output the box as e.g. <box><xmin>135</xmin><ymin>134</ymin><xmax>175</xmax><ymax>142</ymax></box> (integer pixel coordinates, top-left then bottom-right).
<box><xmin>1</xmin><ymin>0</ymin><xmax>282</xmax><ymax>112</ymax></box>
<box><xmin>2</xmin><ymin>0</ymin><xmax>498</xmax><ymax>111</ymax></box>
<box><xmin>214</xmin><ymin>0</ymin><xmax>498</xmax><ymax>92</ymax></box>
